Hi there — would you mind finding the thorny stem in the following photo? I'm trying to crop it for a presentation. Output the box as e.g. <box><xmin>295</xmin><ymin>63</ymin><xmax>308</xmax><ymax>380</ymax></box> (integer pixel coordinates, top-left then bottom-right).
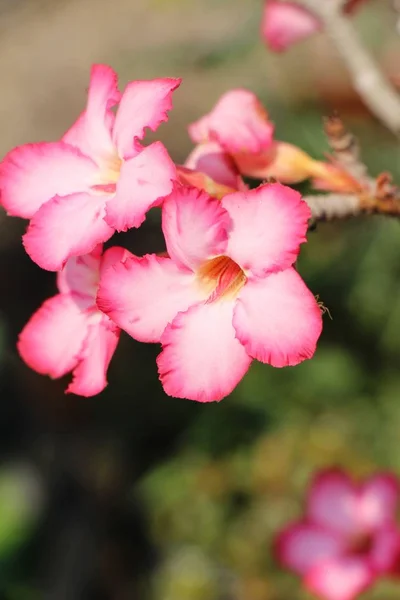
<box><xmin>290</xmin><ymin>0</ymin><xmax>400</xmax><ymax>136</ymax></box>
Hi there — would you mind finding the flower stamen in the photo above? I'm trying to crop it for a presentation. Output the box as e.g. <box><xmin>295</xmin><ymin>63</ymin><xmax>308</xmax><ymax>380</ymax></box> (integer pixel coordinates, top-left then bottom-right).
<box><xmin>91</xmin><ymin>156</ymin><xmax>123</xmax><ymax>195</ymax></box>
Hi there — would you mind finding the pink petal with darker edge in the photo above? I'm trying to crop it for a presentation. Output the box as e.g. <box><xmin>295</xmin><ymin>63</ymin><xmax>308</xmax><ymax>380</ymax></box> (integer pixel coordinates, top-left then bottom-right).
<box><xmin>189</xmin><ymin>89</ymin><xmax>274</xmax><ymax>154</ymax></box>
<box><xmin>66</xmin><ymin>319</ymin><xmax>120</xmax><ymax>397</ymax></box>
<box><xmin>97</xmin><ymin>254</ymin><xmax>203</xmax><ymax>343</ymax></box>
<box><xmin>112</xmin><ymin>78</ymin><xmax>181</xmax><ymax>159</ymax></box>
<box><xmin>222</xmin><ymin>183</ymin><xmax>310</xmax><ymax>277</ymax></box>
<box><xmin>0</xmin><ymin>142</ymin><xmax>97</xmax><ymax>218</ymax></box>
<box><xmin>18</xmin><ymin>294</ymin><xmax>89</xmax><ymax>379</ymax></box>
<box><xmin>162</xmin><ymin>185</ymin><xmax>231</xmax><ymax>271</ymax></box>
<box><xmin>157</xmin><ymin>300</ymin><xmax>252</xmax><ymax>402</ymax></box>
<box><xmin>23</xmin><ymin>192</ymin><xmax>113</xmax><ymax>271</ymax></box>
<box><xmin>185</xmin><ymin>142</ymin><xmax>245</xmax><ymax>190</ymax></box>
<box><xmin>100</xmin><ymin>245</ymin><xmax>132</xmax><ymax>274</ymax></box>
<box><xmin>63</xmin><ymin>64</ymin><xmax>120</xmax><ymax>161</ymax></box>
<box><xmin>233</xmin><ymin>267</ymin><xmax>322</xmax><ymax>367</ymax></box>
<box><xmin>105</xmin><ymin>141</ymin><xmax>176</xmax><ymax>231</ymax></box>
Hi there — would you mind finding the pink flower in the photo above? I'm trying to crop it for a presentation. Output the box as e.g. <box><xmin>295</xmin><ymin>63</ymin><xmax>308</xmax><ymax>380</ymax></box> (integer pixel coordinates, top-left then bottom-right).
<box><xmin>189</xmin><ymin>89</ymin><xmax>274</xmax><ymax>154</ymax></box>
<box><xmin>188</xmin><ymin>90</ymin><xmax>360</xmax><ymax>190</ymax></box>
<box><xmin>0</xmin><ymin>64</ymin><xmax>180</xmax><ymax>271</ymax></box>
<box><xmin>184</xmin><ymin>141</ymin><xmax>246</xmax><ymax>192</ymax></box>
<box><xmin>276</xmin><ymin>469</ymin><xmax>400</xmax><ymax>600</ymax></box>
<box><xmin>18</xmin><ymin>245</ymin><xmax>128</xmax><ymax>396</ymax></box>
<box><xmin>97</xmin><ymin>183</ymin><xmax>322</xmax><ymax>402</ymax></box>
<box><xmin>261</xmin><ymin>1</ymin><xmax>320</xmax><ymax>52</ymax></box>
<box><xmin>261</xmin><ymin>0</ymin><xmax>367</xmax><ymax>52</ymax></box>
<box><xmin>176</xmin><ymin>141</ymin><xmax>248</xmax><ymax>201</ymax></box>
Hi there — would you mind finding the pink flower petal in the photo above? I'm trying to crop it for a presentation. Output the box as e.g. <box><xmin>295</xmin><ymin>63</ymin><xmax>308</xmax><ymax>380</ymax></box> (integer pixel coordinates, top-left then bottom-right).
<box><xmin>162</xmin><ymin>185</ymin><xmax>231</xmax><ymax>271</ymax></box>
<box><xmin>18</xmin><ymin>294</ymin><xmax>89</xmax><ymax>379</ymax></box>
<box><xmin>184</xmin><ymin>142</ymin><xmax>245</xmax><ymax>191</ymax></box>
<box><xmin>63</xmin><ymin>64</ymin><xmax>120</xmax><ymax>161</ymax></box>
<box><xmin>308</xmin><ymin>470</ymin><xmax>360</xmax><ymax>535</ymax></box>
<box><xmin>0</xmin><ymin>142</ymin><xmax>97</xmax><ymax>218</ymax></box>
<box><xmin>57</xmin><ymin>246</ymin><xmax>103</xmax><ymax>299</ymax></box>
<box><xmin>66</xmin><ymin>319</ymin><xmax>120</xmax><ymax>397</ymax></box>
<box><xmin>261</xmin><ymin>1</ymin><xmax>320</xmax><ymax>53</ymax></box>
<box><xmin>177</xmin><ymin>166</ymin><xmax>237</xmax><ymax>201</ymax></box>
<box><xmin>105</xmin><ymin>141</ymin><xmax>176</xmax><ymax>231</ymax></box>
<box><xmin>233</xmin><ymin>268</ymin><xmax>322</xmax><ymax>367</ymax></box>
<box><xmin>157</xmin><ymin>300</ymin><xmax>252</xmax><ymax>402</ymax></box>
<box><xmin>359</xmin><ymin>474</ymin><xmax>400</xmax><ymax>530</ymax></box>
<box><xmin>97</xmin><ymin>254</ymin><xmax>203</xmax><ymax>342</ymax></box>
<box><xmin>369</xmin><ymin>527</ymin><xmax>400</xmax><ymax>574</ymax></box>
<box><xmin>100</xmin><ymin>245</ymin><xmax>132</xmax><ymax>273</ymax></box>
<box><xmin>112</xmin><ymin>78</ymin><xmax>181</xmax><ymax>158</ymax></box>
<box><xmin>305</xmin><ymin>557</ymin><xmax>374</xmax><ymax>600</ymax></box>
<box><xmin>222</xmin><ymin>183</ymin><xmax>310</xmax><ymax>277</ymax></box>
<box><xmin>276</xmin><ymin>522</ymin><xmax>344</xmax><ymax>575</ymax></box>
<box><xmin>23</xmin><ymin>192</ymin><xmax>114</xmax><ymax>271</ymax></box>
<box><xmin>189</xmin><ymin>89</ymin><xmax>274</xmax><ymax>154</ymax></box>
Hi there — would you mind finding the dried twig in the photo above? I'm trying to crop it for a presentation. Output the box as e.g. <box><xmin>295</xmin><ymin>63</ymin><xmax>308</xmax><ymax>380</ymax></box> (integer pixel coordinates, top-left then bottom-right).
<box><xmin>305</xmin><ymin>111</ymin><xmax>400</xmax><ymax>224</ymax></box>
<box><xmin>323</xmin><ymin>113</ymin><xmax>371</xmax><ymax>187</ymax></box>
<box><xmin>305</xmin><ymin>193</ymin><xmax>361</xmax><ymax>223</ymax></box>
<box><xmin>305</xmin><ymin>182</ymin><xmax>400</xmax><ymax>224</ymax></box>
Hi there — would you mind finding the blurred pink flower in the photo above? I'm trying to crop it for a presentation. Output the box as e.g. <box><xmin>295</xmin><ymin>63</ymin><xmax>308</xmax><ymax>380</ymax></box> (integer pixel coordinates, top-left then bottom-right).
<box><xmin>261</xmin><ymin>0</ymin><xmax>367</xmax><ymax>52</ymax></box>
<box><xmin>0</xmin><ymin>64</ymin><xmax>180</xmax><ymax>270</ymax></box>
<box><xmin>18</xmin><ymin>245</ymin><xmax>128</xmax><ymax>396</ymax></box>
<box><xmin>97</xmin><ymin>183</ymin><xmax>322</xmax><ymax>402</ymax></box>
<box><xmin>262</xmin><ymin>1</ymin><xmax>320</xmax><ymax>52</ymax></box>
<box><xmin>276</xmin><ymin>469</ymin><xmax>400</xmax><ymax>600</ymax></box>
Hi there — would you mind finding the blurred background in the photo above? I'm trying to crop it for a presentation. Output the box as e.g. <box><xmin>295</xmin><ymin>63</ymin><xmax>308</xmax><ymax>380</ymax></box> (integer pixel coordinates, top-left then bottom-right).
<box><xmin>0</xmin><ymin>0</ymin><xmax>400</xmax><ymax>598</ymax></box>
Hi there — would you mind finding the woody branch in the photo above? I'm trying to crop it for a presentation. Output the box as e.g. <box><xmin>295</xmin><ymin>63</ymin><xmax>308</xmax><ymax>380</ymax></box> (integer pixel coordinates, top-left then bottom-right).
<box><xmin>285</xmin><ymin>0</ymin><xmax>400</xmax><ymax>136</ymax></box>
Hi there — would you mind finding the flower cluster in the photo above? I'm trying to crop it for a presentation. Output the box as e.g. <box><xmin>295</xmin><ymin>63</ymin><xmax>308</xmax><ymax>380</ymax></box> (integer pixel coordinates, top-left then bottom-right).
<box><xmin>276</xmin><ymin>469</ymin><xmax>400</xmax><ymax>600</ymax></box>
<box><xmin>0</xmin><ymin>65</ymin><xmax>324</xmax><ymax>401</ymax></box>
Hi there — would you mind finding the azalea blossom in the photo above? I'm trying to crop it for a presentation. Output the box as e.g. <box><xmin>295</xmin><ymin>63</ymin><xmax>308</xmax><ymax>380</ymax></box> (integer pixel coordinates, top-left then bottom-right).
<box><xmin>276</xmin><ymin>469</ymin><xmax>400</xmax><ymax>600</ymax></box>
<box><xmin>18</xmin><ymin>245</ymin><xmax>127</xmax><ymax>396</ymax></box>
<box><xmin>261</xmin><ymin>0</ymin><xmax>367</xmax><ymax>52</ymax></box>
<box><xmin>0</xmin><ymin>64</ymin><xmax>180</xmax><ymax>271</ymax></box>
<box><xmin>97</xmin><ymin>182</ymin><xmax>322</xmax><ymax>402</ymax></box>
